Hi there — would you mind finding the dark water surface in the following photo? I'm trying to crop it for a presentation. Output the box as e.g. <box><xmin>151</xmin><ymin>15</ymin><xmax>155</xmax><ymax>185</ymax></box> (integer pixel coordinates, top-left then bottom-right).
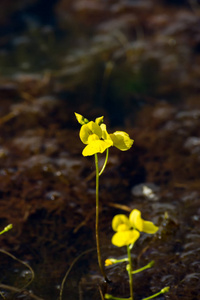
<box><xmin>0</xmin><ymin>0</ymin><xmax>200</xmax><ymax>299</ymax></box>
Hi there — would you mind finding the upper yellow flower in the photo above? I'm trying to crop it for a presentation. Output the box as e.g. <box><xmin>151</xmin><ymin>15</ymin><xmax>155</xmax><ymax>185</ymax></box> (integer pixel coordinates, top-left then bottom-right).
<box><xmin>79</xmin><ymin>121</ymin><xmax>113</xmax><ymax>156</ymax></box>
<box><xmin>111</xmin><ymin>209</ymin><xmax>159</xmax><ymax>247</ymax></box>
<box><xmin>75</xmin><ymin>113</ymin><xmax>134</xmax><ymax>156</ymax></box>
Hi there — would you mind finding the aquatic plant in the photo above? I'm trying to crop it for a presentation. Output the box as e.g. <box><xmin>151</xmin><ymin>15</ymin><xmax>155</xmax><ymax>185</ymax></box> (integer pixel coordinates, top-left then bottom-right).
<box><xmin>75</xmin><ymin>112</ymin><xmax>133</xmax><ymax>281</ymax></box>
<box><xmin>105</xmin><ymin>209</ymin><xmax>169</xmax><ymax>300</ymax></box>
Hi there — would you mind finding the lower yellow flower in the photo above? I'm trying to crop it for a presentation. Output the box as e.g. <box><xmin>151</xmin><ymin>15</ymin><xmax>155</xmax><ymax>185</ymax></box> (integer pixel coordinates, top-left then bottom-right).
<box><xmin>111</xmin><ymin>209</ymin><xmax>159</xmax><ymax>247</ymax></box>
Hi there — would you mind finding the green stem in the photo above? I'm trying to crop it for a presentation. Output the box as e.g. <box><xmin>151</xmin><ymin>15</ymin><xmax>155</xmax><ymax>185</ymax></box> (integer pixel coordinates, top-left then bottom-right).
<box><xmin>111</xmin><ymin>258</ymin><xmax>129</xmax><ymax>264</ymax></box>
<box><xmin>95</xmin><ymin>153</ymin><xmax>109</xmax><ymax>282</ymax></box>
<box><xmin>127</xmin><ymin>245</ymin><xmax>134</xmax><ymax>300</ymax></box>
<box><xmin>105</xmin><ymin>295</ymin><xmax>131</xmax><ymax>300</ymax></box>
<box><xmin>0</xmin><ymin>224</ymin><xmax>12</xmax><ymax>235</ymax></box>
<box><xmin>132</xmin><ymin>261</ymin><xmax>154</xmax><ymax>274</ymax></box>
<box><xmin>99</xmin><ymin>148</ymin><xmax>109</xmax><ymax>176</ymax></box>
<box><xmin>142</xmin><ymin>287</ymin><xmax>170</xmax><ymax>300</ymax></box>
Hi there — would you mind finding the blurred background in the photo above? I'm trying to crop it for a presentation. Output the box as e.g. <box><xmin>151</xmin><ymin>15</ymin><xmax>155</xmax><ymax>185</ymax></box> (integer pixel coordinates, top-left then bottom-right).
<box><xmin>0</xmin><ymin>0</ymin><xmax>200</xmax><ymax>125</ymax></box>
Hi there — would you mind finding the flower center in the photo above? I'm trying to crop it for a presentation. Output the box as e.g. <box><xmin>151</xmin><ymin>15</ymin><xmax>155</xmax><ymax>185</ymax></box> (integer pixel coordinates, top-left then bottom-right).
<box><xmin>88</xmin><ymin>134</ymin><xmax>100</xmax><ymax>143</ymax></box>
<box><xmin>117</xmin><ymin>224</ymin><xmax>129</xmax><ymax>232</ymax></box>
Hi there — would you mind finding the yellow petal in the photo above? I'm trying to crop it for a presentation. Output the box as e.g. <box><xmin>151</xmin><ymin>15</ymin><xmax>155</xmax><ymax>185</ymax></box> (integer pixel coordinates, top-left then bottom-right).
<box><xmin>80</xmin><ymin>121</ymin><xmax>102</xmax><ymax>144</ymax></box>
<box><xmin>118</xmin><ymin>224</ymin><xmax>130</xmax><ymax>231</ymax></box>
<box><xmin>100</xmin><ymin>124</ymin><xmax>111</xmax><ymax>140</ymax></box>
<box><xmin>129</xmin><ymin>209</ymin><xmax>143</xmax><ymax>231</ymax></box>
<box><xmin>112</xmin><ymin>214</ymin><xmax>131</xmax><ymax>232</ymax></box>
<box><xmin>74</xmin><ymin>112</ymin><xmax>89</xmax><ymax>125</ymax></box>
<box><xmin>109</xmin><ymin>131</ymin><xmax>134</xmax><ymax>151</ymax></box>
<box><xmin>82</xmin><ymin>140</ymin><xmax>112</xmax><ymax>156</ymax></box>
<box><xmin>142</xmin><ymin>221</ymin><xmax>159</xmax><ymax>234</ymax></box>
<box><xmin>112</xmin><ymin>230</ymin><xmax>140</xmax><ymax>247</ymax></box>
<box><xmin>88</xmin><ymin>134</ymin><xmax>100</xmax><ymax>143</ymax></box>
<box><xmin>129</xmin><ymin>209</ymin><xmax>159</xmax><ymax>234</ymax></box>
<box><xmin>95</xmin><ymin>116</ymin><xmax>104</xmax><ymax>125</ymax></box>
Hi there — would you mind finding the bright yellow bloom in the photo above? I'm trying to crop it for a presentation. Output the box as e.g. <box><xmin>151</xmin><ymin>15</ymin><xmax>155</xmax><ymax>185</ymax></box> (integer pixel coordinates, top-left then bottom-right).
<box><xmin>80</xmin><ymin>121</ymin><xmax>102</xmax><ymax>143</ymax></box>
<box><xmin>111</xmin><ymin>209</ymin><xmax>159</xmax><ymax>247</ymax></box>
<box><xmin>75</xmin><ymin>113</ymin><xmax>134</xmax><ymax>156</ymax></box>
<box><xmin>79</xmin><ymin>121</ymin><xmax>113</xmax><ymax>156</ymax></box>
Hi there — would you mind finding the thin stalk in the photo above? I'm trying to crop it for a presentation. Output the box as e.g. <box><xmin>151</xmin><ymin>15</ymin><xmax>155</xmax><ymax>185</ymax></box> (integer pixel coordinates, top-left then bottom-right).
<box><xmin>105</xmin><ymin>295</ymin><xmax>131</xmax><ymax>300</ymax></box>
<box><xmin>132</xmin><ymin>260</ymin><xmax>154</xmax><ymax>274</ymax></box>
<box><xmin>0</xmin><ymin>249</ymin><xmax>34</xmax><ymax>290</ymax></box>
<box><xmin>0</xmin><ymin>224</ymin><xmax>12</xmax><ymax>235</ymax></box>
<box><xmin>127</xmin><ymin>245</ymin><xmax>134</xmax><ymax>300</ymax></box>
<box><xmin>99</xmin><ymin>148</ymin><xmax>109</xmax><ymax>176</ymax></box>
<box><xmin>59</xmin><ymin>248</ymin><xmax>96</xmax><ymax>300</ymax></box>
<box><xmin>142</xmin><ymin>287</ymin><xmax>170</xmax><ymax>300</ymax></box>
<box><xmin>95</xmin><ymin>153</ymin><xmax>109</xmax><ymax>282</ymax></box>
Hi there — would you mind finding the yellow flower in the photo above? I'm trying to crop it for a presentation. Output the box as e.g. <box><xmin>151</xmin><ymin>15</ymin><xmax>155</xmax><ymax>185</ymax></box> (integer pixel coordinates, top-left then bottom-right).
<box><xmin>111</xmin><ymin>209</ymin><xmax>159</xmax><ymax>247</ymax></box>
<box><xmin>75</xmin><ymin>113</ymin><xmax>134</xmax><ymax>156</ymax></box>
<box><xmin>80</xmin><ymin>121</ymin><xmax>113</xmax><ymax>156</ymax></box>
